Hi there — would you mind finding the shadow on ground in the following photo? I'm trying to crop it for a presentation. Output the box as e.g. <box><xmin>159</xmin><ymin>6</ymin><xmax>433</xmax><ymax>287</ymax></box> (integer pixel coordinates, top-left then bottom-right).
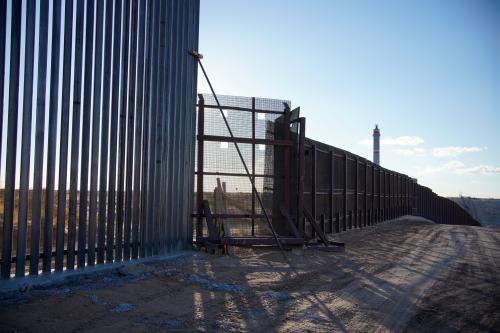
<box><xmin>1</xmin><ymin>216</ymin><xmax>499</xmax><ymax>332</ymax></box>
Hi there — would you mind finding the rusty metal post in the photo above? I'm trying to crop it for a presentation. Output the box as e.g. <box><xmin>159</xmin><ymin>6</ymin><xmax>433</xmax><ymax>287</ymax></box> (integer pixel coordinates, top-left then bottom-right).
<box><xmin>399</xmin><ymin>175</ymin><xmax>402</xmax><ymax>216</ymax></box>
<box><xmin>378</xmin><ymin>168</ymin><xmax>382</xmax><ymax>222</ymax></box>
<box><xmin>413</xmin><ymin>179</ymin><xmax>416</xmax><ymax>215</ymax></box>
<box><xmin>312</xmin><ymin>144</ymin><xmax>317</xmax><ymax>238</ymax></box>
<box><xmin>387</xmin><ymin>172</ymin><xmax>391</xmax><ymax>219</ymax></box>
<box><xmin>354</xmin><ymin>157</ymin><xmax>358</xmax><ymax>228</ymax></box>
<box><xmin>409</xmin><ymin>178</ymin><xmax>412</xmax><ymax>215</ymax></box>
<box><xmin>401</xmin><ymin>176</ymin><xmax>404</xmax><ymax>215</ymax></box>
<box><xmin>343</xmin><ymin>153</ymin><xmax>347</xmax><ymax>231</ymax></box>
<box><xmin>283</xmin><ymin>103</ymin><xmax>291</xmax><ymax>214</ymax></box>
<box><xmin>403</xmin><ymin>177</ymin><xmax>406</xmax><ymax>214</ymax></box>
<box><xmin>396</xmin><ymin>174</ymin><xmax>399</xmax><ymax>218</ymax></box>
<box><xmin>371</xmin><ymin>163</ymin><xmax>375</xmax><ymax>225</ymax></box>
<box><xmin>364</xmin><ymin>161</ymin><xmax>367</xmax><ymax>227</ymax></box>
<box><xmin>196</xmin><ymin>94</ymin><xmax>204</xmax><ymax>241</ymax></box>
<box><xmin>406</xmin><ymin>177</ymin><xmax>409</xmax><ymax>214</ymax></box>
<box><xmin>251</xmin><ymin>97</ymin><xmax>256</xmax><ymax>236</ymax></box>
<box><xmin>390</xmin><ymin>173</ymin><xmax>393</xmax><ymax>219</ymax></box>
<box><xmin>382</xmin><ymin>169</ymin><xmax>385</xmax><ymax>222</ymax></box>
<box><xmin>397</xmin><ymin>174</ymin><xmax>400</xmax><ymax>217</ymax></box>
<box><xmin>395</xmin><ymin>174</ymin><xmax>398</xmax><ymax>217</ymax></box>
<box><xmin>329</xmin><ymin>150</ymin><xmax>334</xmax><ymax>233</ymax></box>
<box><xmin>298</xmin><ymin>118</ymin><xmax>306</xmax><ymax>232</ymax></box>
<box><xmin>382</xmin><ymin>170</ymin><xmax>386</xmax><ymax>221</ymax></box>
<box><xmin>388</xmin><ymin>172</ymin><xmax>392</xmax><ymax>219</ymax></box>
<box><xmin>394</xmin><ymin>173</ymin><xmax>396</xmax><ymax>218</ymax></box>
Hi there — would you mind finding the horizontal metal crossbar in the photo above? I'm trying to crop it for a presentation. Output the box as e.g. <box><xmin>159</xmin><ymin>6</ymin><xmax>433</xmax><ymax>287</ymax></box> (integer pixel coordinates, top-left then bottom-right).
<box><xmin>191</xmin><ymin>213</ymin><xmax>266</xmax><ymax>219</ymax></box>
<box><xmin>196</xmin><ymin>104</ymin><xmax>284</xmax><ymax>114</ymax></box>
<box><xmin>195</xmin><ymin>171</ymin><xmax>276</xmax><ymax>178</ymax></box>
<box><xmin>220</xmin><ymin>237</ymin><xmax>304</xmax><ymax>246</ymax></box>
<box><xmin>198</xmin><ymin>135</ymin><xmax>293</xmax><ymax>146</ymax></box>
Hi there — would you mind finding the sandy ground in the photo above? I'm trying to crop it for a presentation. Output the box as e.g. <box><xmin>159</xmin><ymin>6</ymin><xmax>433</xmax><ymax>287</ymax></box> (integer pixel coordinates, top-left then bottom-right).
<box><xmin>1</xmin><ymin>216</ymin><xmax>499</xmax><ymax>333</ymax></box>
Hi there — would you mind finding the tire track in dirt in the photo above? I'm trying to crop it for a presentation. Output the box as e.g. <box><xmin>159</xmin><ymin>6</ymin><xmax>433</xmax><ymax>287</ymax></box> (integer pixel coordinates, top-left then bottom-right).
<box><xmin>2</xmin><ymin>218</ymin><xmax>499</xmax><ymax>333</ymax></box>
<box><xmin>300</xmin><ymin>222</ymin><xmax>450</xmax><ymax>332</ymax></box>
<box><xmin>403</xmin><ymin>226</ymin><xmax>500</xmax><ymax>332</ymax></box>
<box><xmin>371</xmin><ymin>226</ymin><xmax>465</xmax><ymax>332</ymax></box>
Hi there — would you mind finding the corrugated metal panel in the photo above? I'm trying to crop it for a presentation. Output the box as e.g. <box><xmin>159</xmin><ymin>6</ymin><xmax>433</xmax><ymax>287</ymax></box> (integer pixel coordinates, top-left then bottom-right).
<box><xmin>0</xmin><ymin>0</ymin><xmax>200</xmax><ymax>279</ymax></box>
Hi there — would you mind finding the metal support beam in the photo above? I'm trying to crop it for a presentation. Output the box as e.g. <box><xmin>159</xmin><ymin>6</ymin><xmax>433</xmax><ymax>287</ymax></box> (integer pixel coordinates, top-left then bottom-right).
<box><xmin>330</xmin><ymin>150</ymin><xmax>334</xmax><ymax>233</ymax></box>
<box><xmin>354</xmin><ymin>157</ymin><xmax>358</xmax><ymax>228</ymax></box>
<box><xmin>343</xmin><ymin>153</ymin><xmax>347</xmax><ymax>231</ymax></box>
<box><xmin>251</xmin><ymin>97</ymin><xmax>256</xmax><ymax>236</ymax></box>
<box><xmin>196</xmin><ymin>95</ymin><xmax>205</xmax><ymax>241</ymax></box>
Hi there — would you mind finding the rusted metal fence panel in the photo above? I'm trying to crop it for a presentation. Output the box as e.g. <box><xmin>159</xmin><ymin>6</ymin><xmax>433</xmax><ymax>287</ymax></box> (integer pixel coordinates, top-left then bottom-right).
<box><xmin>0</xmin><ymin>0</ymin><xmax>200</xmax><ymax>279</ymax></box>
<box><xmin>302</xmin><ymin>138</ymin><xmax>480</xmax><ymax>237</ymax></box>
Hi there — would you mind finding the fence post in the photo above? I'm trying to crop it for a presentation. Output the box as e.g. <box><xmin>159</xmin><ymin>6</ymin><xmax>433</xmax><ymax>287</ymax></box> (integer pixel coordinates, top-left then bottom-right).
<box><xmin>56</xmin><ymin>0</ymin><xmax>76</xmax><ymax>271</ymax></box>
<box><xmin>283</xmin><ymin>103</ymin><xmax>291</xmax><ymax>214</ymax></box>
<box><xmin>196</xmin><ymin>95</ymin><xmax>204</xmax><ymax>242</ymax></box>
<box><xmin>371</xmin><ymin>164</ymin><xmax>375</xmax><ymax>225</ymax></box>
<box><xmin>78</xmin><ymin>0</ymin><xmax>96</xmax><ymax>267</ymax></box>
<box><xmin>400</xmin><ymin>175</ymin><xmax>403</xmax><ymax>216</ymax></box>
<box><xmin>397</xmin><ymin>175</ymin><xmax>400</xmax><ymax>216</ymax></box>
<box><xmin>1</xmin><ymin>0</ymin><xmax>23</xmax><ymax>279</ymax></box>
<box><xmin>30</xmin><ymin>0</ymin><xmax>50</xmax><ymax>275</ymax></box>
<box><xmin>389</xmin><ymin>172</ymin><xmax>392</xmax><ymax>219</ymax></box>
<box><xmin>67</xmin><ymin>0</ymin><xmax>86</xmax><ymax>270</ymax></box>
<box><xmin>298</xmin><ymin>118</ymin><xmax>306</xmax><ymax>232</ymax></box>
<box><xmin>343</xmin><ymin>153</ymin><xmax>348</xmax><ymax>231</ymax></box>
<box><xmin>330</xmin><ymin>150</ymin><xmax>334</xmax><ymax>233</ymax></box>
<box><xmin>403</xmin><ymin>176</ymin><xmax>406</xmax><ymax>215</ymax></box>
<box><xmin>385</xmin><ymin>172</ymin><xmax>388</xmax><ymax>220</ymax></box>
<box><xmin>396</xmin><ymin>174</ymin><xmax>400</xmax><ymax>217</ymax></box>
<box><xmin>407</xmin><ymin>177</ymin><xmax>410</xmax><ymax>214</ymax></box>
<box><xmin>251</xmin><ymin>97</ymin><xmax>256</xmax><ymax>235</ymax></box>
<box><xmin>354</xmin><ymin>157</ymin><xmax>358</xmax><ymax>228</ymax></box>
<box><xmin>312</xmin><ymin>144</ymin><xmax>317</xmax><ymax>238</ymax></box>
<box><xmin>379</xmin><ymin>170</ymin><xmax>383</xmax><ymax>221</ymax></box>
<box><xmin>364</xmin><ymin>161</ymin><xmax>368</xmax><ymax>227</ymax></box>
<box><xmin>16</xmin><ymin>0</ymin><xmax>37</xmax><ymax>277</ymax></box>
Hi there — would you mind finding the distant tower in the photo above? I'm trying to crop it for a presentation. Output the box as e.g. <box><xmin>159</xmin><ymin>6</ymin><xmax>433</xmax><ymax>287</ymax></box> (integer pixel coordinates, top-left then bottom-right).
<box><xmin>373</xmin><ymin>125</ymin><xmax>380</xmax><ymax>165</ymax></box>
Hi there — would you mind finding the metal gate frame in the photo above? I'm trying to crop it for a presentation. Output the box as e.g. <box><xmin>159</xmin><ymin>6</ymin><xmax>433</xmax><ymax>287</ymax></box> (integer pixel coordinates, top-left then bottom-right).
<box><xmin>194</xmin><ymin>94</ymin><xmax>305</xmax><ymax>247</ymax></box>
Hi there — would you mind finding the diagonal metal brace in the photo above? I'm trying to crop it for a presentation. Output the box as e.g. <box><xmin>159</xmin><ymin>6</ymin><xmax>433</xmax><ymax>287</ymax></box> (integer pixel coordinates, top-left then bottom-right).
<box><xmin>190</xmin><ymin>50</ymin><xmax>286</xmax><ymax>258</ymax></box>
<box><xmin>303</xmin><ymin>208</ymin><xmax>330</xmax><ymax>247</ymax></box>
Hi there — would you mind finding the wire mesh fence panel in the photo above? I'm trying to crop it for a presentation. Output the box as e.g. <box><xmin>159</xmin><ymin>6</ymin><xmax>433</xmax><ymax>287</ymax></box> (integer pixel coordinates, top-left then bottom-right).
<box><xmin>195</xmin><ymin>94</ymin><xmax>296</xmax><ymax>240</ymax></box>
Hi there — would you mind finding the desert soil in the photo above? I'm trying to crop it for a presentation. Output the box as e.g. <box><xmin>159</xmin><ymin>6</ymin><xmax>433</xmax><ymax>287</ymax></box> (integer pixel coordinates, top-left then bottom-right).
<box><xmin>1</xmin><ymin>216</ymin><xmax>499</xmax><ymax>332</ymax></box>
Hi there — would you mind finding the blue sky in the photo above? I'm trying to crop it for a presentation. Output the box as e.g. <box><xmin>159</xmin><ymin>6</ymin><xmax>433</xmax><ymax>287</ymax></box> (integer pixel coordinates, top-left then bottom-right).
<box><xmin>1</xmin><ymin>0</ymin><xmax>499</xmax><ymax>198</ymax></box>
<box><xmin>198</xmin><ymin>0</ymin><xmax>500</xmax><ymax>198</ymax></box>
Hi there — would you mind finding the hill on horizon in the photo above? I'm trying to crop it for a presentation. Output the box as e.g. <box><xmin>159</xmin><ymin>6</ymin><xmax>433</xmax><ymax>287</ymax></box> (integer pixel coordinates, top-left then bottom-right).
<box><xmin>449</xmin><ymin>197</ymin><xmax>500</xmax><ymax>228</ymax></box>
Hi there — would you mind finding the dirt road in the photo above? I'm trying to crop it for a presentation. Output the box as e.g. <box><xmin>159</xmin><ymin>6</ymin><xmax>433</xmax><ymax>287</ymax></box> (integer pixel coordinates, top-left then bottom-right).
<box><xmin>1</xmin><ymin>216</ymin><xmax>499</xmax><ymax>332</ymax></box>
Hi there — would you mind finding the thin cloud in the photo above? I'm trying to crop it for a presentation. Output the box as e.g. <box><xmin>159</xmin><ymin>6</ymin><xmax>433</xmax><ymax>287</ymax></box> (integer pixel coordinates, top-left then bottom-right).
<box><xmin>360</xmin><ymin>136</ymin><xmax>424</xmax><ymax>146</ymax></box>
<box><xmin>456</xmin><ymin>165</ymin><xmax>500</xmax><ymax>175</ymax></box>
<box><xmin>417</xmin><ymin>160</ymin><xmax>500</xmax><ymax>176</ymax></box>
<box><xmin>432</xmin><ymin>146</ymin><xmax>484</xmax><ymax>157</ymax></box>
<box><xmin>393</xmin><ymin>148</ymin><xmax>427</xmax><ymax>157</ymax></box>
<box><xmin>359</xmin><ymin>139</ymin><xmax>372</xmax><ymax>145</ymax></box>
<box><xmin>417</xmin><ymin>160</ymin><xmax>465</xmax><ymax>175</ymax></box>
